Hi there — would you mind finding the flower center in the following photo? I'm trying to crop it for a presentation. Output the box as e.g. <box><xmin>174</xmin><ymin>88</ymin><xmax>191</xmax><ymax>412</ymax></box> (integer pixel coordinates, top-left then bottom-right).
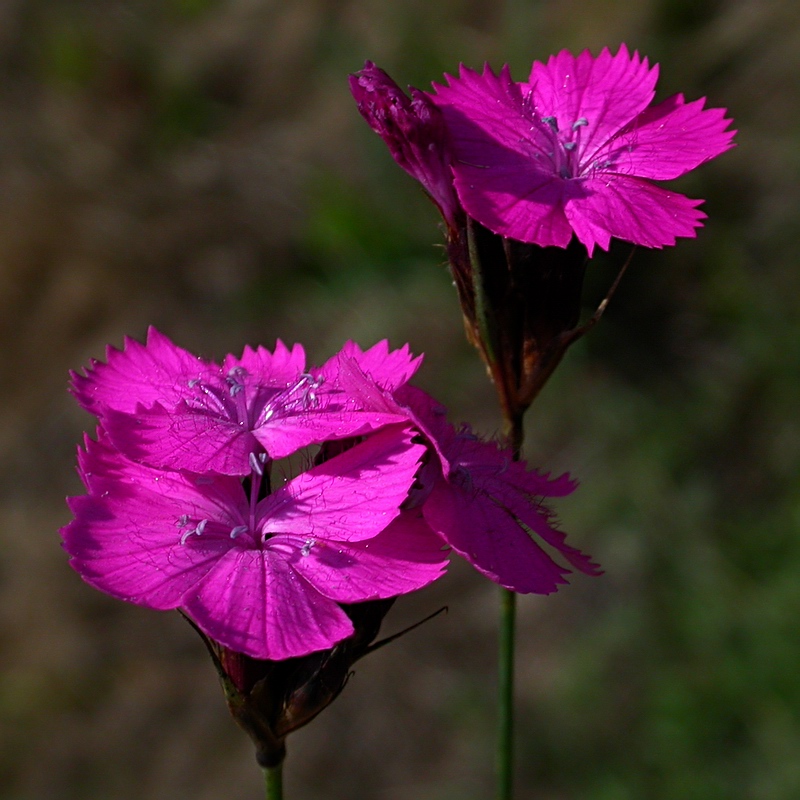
<box><xmin>537</xmin><ymin>115</ymin><xmax>589</xmax><ymax>179</ymax></box>
<box><xmin>177</xmin><ymin>452</ymin><xmax>272</xmax><ymax>548</ymax></box>
<box><xmin>186</xmin><ymin>368</ymin><xmax>325</xmax><ymax>430</ymax></box>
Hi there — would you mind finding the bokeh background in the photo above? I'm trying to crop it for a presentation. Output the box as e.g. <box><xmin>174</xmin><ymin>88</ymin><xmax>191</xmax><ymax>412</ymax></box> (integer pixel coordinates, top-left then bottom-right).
<box><xmin>1</xmin><ymin>0</ymin><xmax>798</xmax><ymax>798</ymax></box>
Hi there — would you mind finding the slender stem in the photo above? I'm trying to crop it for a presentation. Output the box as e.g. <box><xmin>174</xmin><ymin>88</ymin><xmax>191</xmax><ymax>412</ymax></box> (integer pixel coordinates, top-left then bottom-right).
<box><xmin>497</xmin><ymin>411</ymin><xmax>524</xmax><ymax>800</ymax></box>
<box><xmin>497</xmin><ymin>586</ymin><xmax>517</xmax><ymax>800</ymax></box>
<box><xmin>264</xmin><ymin>763</ymin><xmax>283</xmax><ymax>800</ymax></box>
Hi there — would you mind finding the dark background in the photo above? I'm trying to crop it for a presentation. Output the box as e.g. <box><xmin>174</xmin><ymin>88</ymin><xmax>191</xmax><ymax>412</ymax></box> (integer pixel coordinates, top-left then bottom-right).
<box><xmin>1</xmin><ymin>1</ymin><xmax>798</xmax><ymax>798</ymax></box>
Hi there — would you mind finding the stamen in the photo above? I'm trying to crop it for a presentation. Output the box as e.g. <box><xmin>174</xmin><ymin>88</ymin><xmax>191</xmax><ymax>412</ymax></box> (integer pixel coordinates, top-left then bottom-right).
<box><xmin>176</xmin><ymin>514</ymin><xmax>189</xmax><ymax>527</ymax></box>
<box><xmin>541</xmin><ymin>115</ymin><xmax>559</xmax><ymax>131</ymax></box>
<box><xmin>563</xmin><ymin>141</ymin><xmax>576</xmax><ymax>151</ymax></box>
<box><xmin>180</xmin><ymin>518</ymin><xmax>208</xmax><ymax>545</ymax></box>
<box><xmin>226</xmin><ymin>366</ymin><xmax>248</xmax><ymax>397</ymax></box>
<box><xmin>249</xmin><ymin>451</ymin><xmax>264</xmax><ymax>476</ymax></box>
<box><xmin>230</xmin><ymin>525</ymin><xmax>248</xmax><ymax>539</ymax></box>
<box><xmin>572</xmin><ymin>117</ymin><xmax>589</xmax><ymax>130</ymax></box>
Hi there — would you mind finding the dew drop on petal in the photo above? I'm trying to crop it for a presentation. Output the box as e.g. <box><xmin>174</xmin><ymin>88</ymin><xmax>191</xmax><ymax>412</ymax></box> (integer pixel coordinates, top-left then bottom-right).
<box><xmin>301</xmin><ymin>539</ymin><xmax>316</xmax><ymax>557</ymax></box>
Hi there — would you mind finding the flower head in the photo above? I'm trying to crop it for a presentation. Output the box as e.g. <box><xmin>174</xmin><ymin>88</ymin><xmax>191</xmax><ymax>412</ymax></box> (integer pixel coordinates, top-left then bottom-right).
<box><xmin>398</xmin><ymin>386</ymin><xmax>600</xmax><ymax>593</ymax></box>
<box><xmin>62</xmin><ymin>426</ymin><xmax>447</xmax><ymax>661</ymax></box>
<box><xmin>431</xmin><ymin>45</ymin><xmax>736</xmax><ymax>254</ymax></box>
<box><xmin>71</xmin><ymin>327</ymin><xmax>412</xmax><ymax>475</ymax></box>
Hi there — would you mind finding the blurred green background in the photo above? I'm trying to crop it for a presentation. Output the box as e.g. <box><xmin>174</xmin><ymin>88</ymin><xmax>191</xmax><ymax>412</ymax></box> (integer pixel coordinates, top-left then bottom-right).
<box><xmin>1</xmin><ymin>0</ymin><xmax>797</xmax><ymax>798</ymax></box>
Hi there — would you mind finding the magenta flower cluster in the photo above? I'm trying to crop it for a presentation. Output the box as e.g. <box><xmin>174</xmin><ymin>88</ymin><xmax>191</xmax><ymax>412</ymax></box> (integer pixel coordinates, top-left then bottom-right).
<box><xmin>62</xmin><ymin>329</ymin><xmax>597</xmax><ymax>661</ymax></box>
<box><xmin>351</xmin><ymin>45</ymin><xmax>735</xmax><ymax>255</ymax></box>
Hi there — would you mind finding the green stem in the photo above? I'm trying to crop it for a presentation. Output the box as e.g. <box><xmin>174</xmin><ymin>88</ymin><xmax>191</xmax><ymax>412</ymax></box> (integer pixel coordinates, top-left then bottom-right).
<box><xmin>497</xmin><ymin>411</ymin><xmax>524</xmax><ymax>800</ymax></box>
<box><xmin>264</xmin><ymin>762</ymin><xmax>283</xmax><ymax>800</ymax></box>
<box><xmin>497</xmin><ymin>586</ymin><xmax>517</xmax><ymax>800</ymax></box>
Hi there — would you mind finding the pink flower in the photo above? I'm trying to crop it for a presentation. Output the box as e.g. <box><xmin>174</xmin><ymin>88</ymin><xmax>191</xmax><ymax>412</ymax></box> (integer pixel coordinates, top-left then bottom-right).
<box><xmin>399</xmin><ymin>387</ymin><xmax>600</xmax><ymax>593</ymax></box>
<box><xmin>349</xmin><ymin>61</ymin><xmax>461</xmax><ymax>227</ymax></box>
<box><xmin>62</xmin><ymin>426</ymin><xmax>447</xmax><ymax>661</ymax></box>
<box><xmin>71</xmin><ymin>328</ymin><xmax>413</xmax><ymax>475</ymax></box>
<box><xmin>431</xmin><ymin>45</ymin><xmax>736</xmax><ymax>255</ymax></box>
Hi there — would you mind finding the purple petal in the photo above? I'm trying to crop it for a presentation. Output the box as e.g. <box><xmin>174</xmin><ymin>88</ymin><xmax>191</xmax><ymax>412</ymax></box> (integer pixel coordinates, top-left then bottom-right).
<box><xmin>282</xmin><ymin>512</ymin><xmax>448</xmax><ymax>602</ymax></box>
<box><xmin>452</xmin><ymin>160</ymin><xmax>576</xmax><ymax>247</ymax></box>
<box><xmin>350</xmin><ymin>61</ymin><xmax>460</xmax><ymax>226</ymax></box>
<box><xmin>331</xmin><ymin>340</ymin><xmax>423</xmax><ymax>391</ymax></box>
<box><xmin>254</xmin><ymin>408</ymin><xmax>407</xmax><ymax>461</ymax></box>
<box><xmin>592</xmin><ymin>94</ymin><xmax>737</xmax><ymax>181</ymax></box>
<box><xmin>70</xmin><ymin>327</ymin><xmax>216</xmax><ymax>417</ymax></box>
<box><xmin>423</xmin><ymin>481</ymin><xmax>571</xmax><ymax>593</ymax></box>
<box><xmin>222</xmin><ymin>340</ymin><xmax>305</xmax><ymax>387</ymax></box>
<box><xmin>63</xmin><ymin>437</ymin><xmax>248</xmax><ymax>608</ymax></box>
<box><xmin>479</xmin><ymin>472</ymin><xmax>601</xmax><ymax>576</ymax></box>
<box><xmin>529</xmin><ymin>45</ymin><xmax>658</xmax><ymax>161</ymax></box>
<box><xmin>565</xmin><ymin>175</ymin><xmax>706</xmax><ymax>254</ymax></box>
<box><xmin>104</xmin><ymin>403</ymin><xmax>261</xmax><ymax>476</ymax></box>
<box><xmin>184</xmin><ymin>547</ymin><xmax>354</xmax><ymax>660</ymax></box>
<box><xmin>259</xmin><ymin>426</ymin><xmax>424</xmax><ymax>542</ymax></box>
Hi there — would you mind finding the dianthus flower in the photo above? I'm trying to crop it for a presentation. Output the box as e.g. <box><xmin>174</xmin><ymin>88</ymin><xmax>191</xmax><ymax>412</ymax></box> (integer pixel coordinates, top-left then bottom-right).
<box><xmin>62</xmin><ymin>331</ymin><xmax>454</xmax><ymax>661</ymax></box>
<box><xmin>399</xmin><ymin>386</ymin><xmax>600</xmax><ymax>592</ymax></box>
<box><xmin>63</xmin><ymin>425</ymin><xmax>447</xmax><ymax>661</ymax></box>
<box><xmin>71</xmin><ymin>328</ymin><xmax>414</xmax><ymax>475</ymax></box>
<box><xmin>432</xmin><ymin>45</ymin><xmax>735</xmax><ymax>254</ymax></box>
<box><xmin>352</xmin><ymin>46</ymin><xmax>735</xmax><ymax>255</ymax></box>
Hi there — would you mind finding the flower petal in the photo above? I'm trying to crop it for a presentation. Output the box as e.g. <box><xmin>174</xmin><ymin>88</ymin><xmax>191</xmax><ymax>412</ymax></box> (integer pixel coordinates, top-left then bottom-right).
<box><xmin>63</xmin><ymin>436</ymin><xmax>248</xmax><ymax>608</ymax></box>
<box><xmin>330</xmin><ymin>340</ymin><xmax>423</xmax><ymax>391</ymax></box>
<box><xmin>260</xmin><ymin>426</ymin><xmax>424</xmax><ymax>542</ymax></box>
<box><xmin>453</xmin><ymin>161</ymin><xmax>576</xmax><ymax>247</ymax></box>
<box><xmin>282</xmin><ymin>512</ymin><xmax>448</xmax><ymax>602</ymax></box>
<box><xmin>591</xmin><ymin>93</ymin><xmax>737</xmax><ymax>181</ymax></box>
<box><xmin>104</xmin><ymin>403</ymin><xmax>261</xmax><ymax>476</ymax></box>
<box><xmin>481</xmin><ymin>470</ymin><xmax>601</xmax><ymax>576</ymax></box>
<box><xmin>431</xmin><ymin>64</ymin><xmax>579</xmax><ymax>246</ymax></box>
<box><xmin>222</xmin><ymin>340</ymin><xmax>306</xmax><ymax>387</ymax></box>
<box><xmin>184</xmin><ymin>547</ymin><xmax>353</xmax><ymax>660</ymax></box>
<box><xmin>530</xmin><ymin>45</ymin><xmax>658</xmax><ymax>162</ymax></box>
<box><xmin>423</xmin><ymin>481</ymin><xmax>571</xmax><ymax>593</ymax></box>
<box><xmin>71</xmin><ymin>327</ymin><xmax>216</xmax><ymax>417</ymax></box>
<box><xmin>565</xmin><ymin>175</ymin><xmax>706</xmax><ymax>254</ymax></box>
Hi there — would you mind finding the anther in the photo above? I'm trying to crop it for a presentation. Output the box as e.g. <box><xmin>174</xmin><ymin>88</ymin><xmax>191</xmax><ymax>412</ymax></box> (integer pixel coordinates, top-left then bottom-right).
<box><xmin>572</xmin><ymin>117</ymin><xmax>589</xmax><ymax>130</ymax></box>
<box><xmin>249</xmin><ymin>451</ymin><xmax>264</xmax><ymax>476</ymax></box>
<box><xmin>180</xmin><ymin>518</ymin><xmax>208</xmax><ymax>545</ymax></box>
<box><xmin>230</xmin><ymin>525</ymin><xmax>248</xmax><ymax>539</ymax></box>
